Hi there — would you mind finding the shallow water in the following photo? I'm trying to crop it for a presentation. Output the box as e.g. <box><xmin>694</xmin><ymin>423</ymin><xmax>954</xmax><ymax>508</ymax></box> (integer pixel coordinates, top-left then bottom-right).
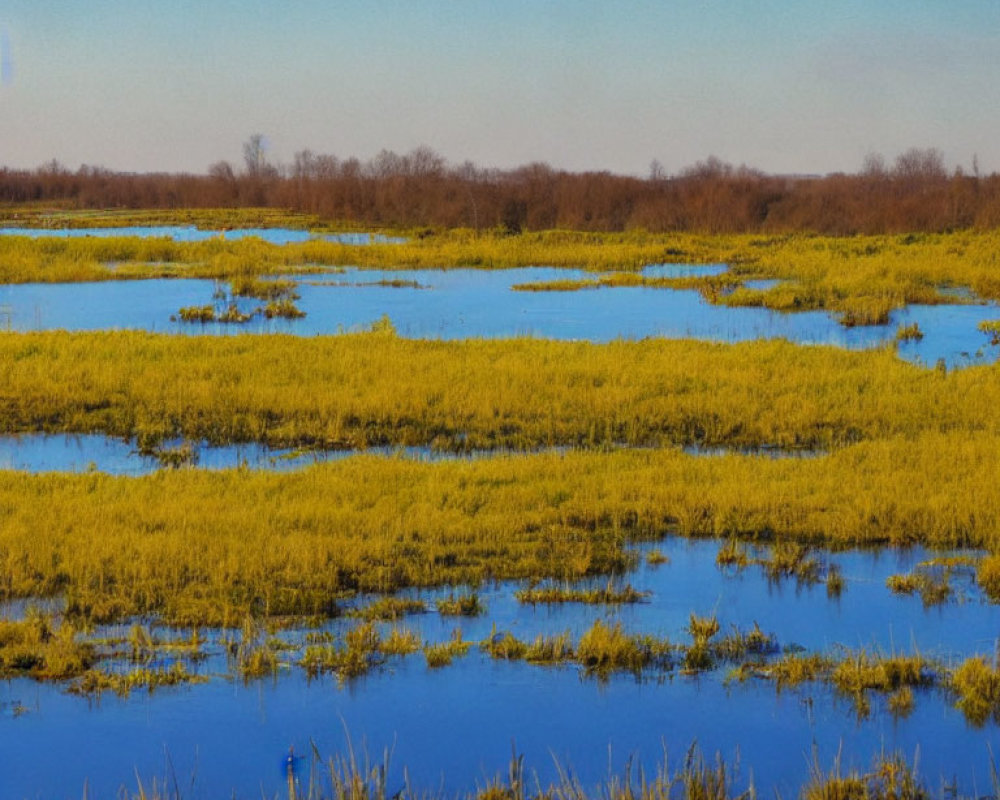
<box><xmin>0</xmin><ymin>267</ymin><xmax>997</xmax><ymax>368</ymax></box>
<box><xmin>0</xmin><ymin>225</ymin><xmax>404</xmax><ymax>245</ymax></box>
<box><xmin>0</xmin><ymin>435</ymin><xmax>818</xmax><ymax>476</ymax></box>
<box><xmin>0</xmin><ymin>434</ymin><xmax>468</xmax><ymax>475</ymax></box>
<box><xmin>1</xmin><ymin>538</ymin><xmax>997</xmax><ymax>799</ymax></box>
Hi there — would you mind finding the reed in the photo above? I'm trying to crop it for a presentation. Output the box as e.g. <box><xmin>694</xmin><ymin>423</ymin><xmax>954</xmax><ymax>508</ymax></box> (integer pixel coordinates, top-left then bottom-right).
<box><xmin>1</xmin><ymin>433</ymin><xmax>999</xmax><ymax>625</ymax></box>
<box><xmin>0</xmin><ymin>613</ymin><xmax>92</xmax><ymax>680</ymax></box>
<box><xmin>175</xmin><ymin>305</ymin><xmax>215</xmax><ymax>323</ymax></box>
<box><xmin>5</xmin><ymin>331</ymin><xmax>1000</xmax><ymax>454</ymax></box>
<box><xmin>70</xmin><ymin>661</ymin><xmax>204</xmax><ymax>697</ymax></box>
<box><xmin>351</xmin><ymin>597</ymin><xmax>427</xmax><ymax>621</ymax></box>
<box><xmin>978</xmin><ymin>320</ymin><xmax>1000</xmax><ymax>345</ymax></box>
<box><xmin>576</xmin><ymin>620</ymin><xmax>672</xmax><ymax>676</ymax></box>
<box><xmin>761</xmin><ymin>653</ymin><xmax>833</xmax><ymax>690</ymax></box>
<box><xmin>803</xmin><ymin>751</ymin><xmax>929</xmax><ymax>800</ymax></box>
<box><xmin>949</xmin><ymin>657</ymin><xmax>1000</xmax><ymax>726</ymax></box>
<box><xmin>896</xmin><ymin>323</ymin><xmax>924</xmax><ymax>341</ymax></box>
<box><xmin>436</xmin><ymin>593</ymin><xmax>486</xmax><ymax>617</ymax></box>
<box><xmin>423</xmin><ymin>629</ymin><xmax>472</xmax><ymax>667</ymax></box>
<box><xmin>514</xmin><ymin>582</ymin><xmax>648</xmax><ymax>605</ymax></box>
<box><xmin>976</xmin><ymin>555</ymin><xmax>1000</xmax><ymax>601</ymax></box>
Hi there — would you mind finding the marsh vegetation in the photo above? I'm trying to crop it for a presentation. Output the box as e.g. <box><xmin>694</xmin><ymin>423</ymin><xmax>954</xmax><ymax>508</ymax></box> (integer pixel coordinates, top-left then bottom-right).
<box><xmin>3</xmin><ymin>212</ymin><xmax>1000</xmax><ymax>798</ymax></box>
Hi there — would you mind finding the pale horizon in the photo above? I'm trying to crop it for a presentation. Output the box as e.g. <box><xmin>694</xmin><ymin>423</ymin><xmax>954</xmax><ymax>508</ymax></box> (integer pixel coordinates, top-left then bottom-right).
<box><xmin>2</xmin><ymin>1</ymin><xmax>998</xmax><ymax>177</ymax></box>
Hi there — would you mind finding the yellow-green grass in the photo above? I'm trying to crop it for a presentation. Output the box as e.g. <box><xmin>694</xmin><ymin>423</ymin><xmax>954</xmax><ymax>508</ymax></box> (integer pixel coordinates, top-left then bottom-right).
<box><xmin>3</xmin><ymin>331</ymin><xmax>1000</xmax><ymax>453</ymax></box>
<box><xmin>0</xmin><ymin>206</ymin><xmax>339</xmax><ymax>232</ymax></box>
<box><xmin>3</xmin><ymin>229</ymin><xmax>1000</xmax><ymax>316</ymax></box>
<box><xmin>1</xmin><ymin>432</ymin><xmax>998</xmax><ymax>625</ymax></box>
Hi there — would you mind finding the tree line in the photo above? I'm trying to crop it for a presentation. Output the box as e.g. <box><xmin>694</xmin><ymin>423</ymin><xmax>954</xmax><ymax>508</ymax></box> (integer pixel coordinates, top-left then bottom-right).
<box><xmin>2</xmin><ymin>143</ymin><xmax>1000</xmax><ymax>234</ymax></box>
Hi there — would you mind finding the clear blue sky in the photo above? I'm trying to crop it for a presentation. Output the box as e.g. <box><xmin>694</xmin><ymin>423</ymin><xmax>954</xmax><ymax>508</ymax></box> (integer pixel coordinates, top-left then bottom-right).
<box><xmin>1</xmin><ymin>1</ymin><xmax>998</xmax><ymax>176</ymax></box>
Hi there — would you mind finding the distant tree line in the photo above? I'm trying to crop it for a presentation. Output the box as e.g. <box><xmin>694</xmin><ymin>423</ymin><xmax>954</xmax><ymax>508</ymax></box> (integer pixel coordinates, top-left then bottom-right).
<box><xmin>2</xmin><ymin>143</ymin><xmax>1000</xmax><ymax>234</ymax></box>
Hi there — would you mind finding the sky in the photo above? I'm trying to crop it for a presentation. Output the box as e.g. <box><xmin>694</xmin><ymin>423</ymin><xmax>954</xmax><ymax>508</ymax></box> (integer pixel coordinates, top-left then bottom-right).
<box><xmin>0</xmin><ymin>0</ymin><xmax>998</xmax><ymax>176</ymax></box>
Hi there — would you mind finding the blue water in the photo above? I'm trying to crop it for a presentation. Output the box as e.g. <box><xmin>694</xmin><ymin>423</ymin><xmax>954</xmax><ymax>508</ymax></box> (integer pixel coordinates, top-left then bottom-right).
<box><xmin>1</xmin><ymin>538</ymin><xmax>997</xmax><ymax>799</ymax></box>
<box><xmin>0</xmin><ymin>268</ymin><xmax>997</xmax><ymax>368</ymax></box>
<box><xmin>0</xmin><ymin>434</ymin><xmax>533</xmax><ymax>475</ymax></box>
<box><xmin>0</xmin><ymin>225</ymin><xmax>404</xmax><ymax>245</ymax></box>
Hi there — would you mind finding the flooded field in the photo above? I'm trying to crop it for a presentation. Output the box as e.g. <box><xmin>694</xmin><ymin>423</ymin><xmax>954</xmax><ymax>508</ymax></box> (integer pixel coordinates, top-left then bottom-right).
<box><xmin>0</xmin><ymin>265</ymin><xmax>997</xmax><ymax>367</ymax></box>
<box><xmin>2</xmin><ymin>226</ymin><xmax>1000</xmax><ymax>800</ymax></box>
<box><xmin>3</xmin><ymin>538</ymin><xmax>998</xmax><ymax>799</ymax></box>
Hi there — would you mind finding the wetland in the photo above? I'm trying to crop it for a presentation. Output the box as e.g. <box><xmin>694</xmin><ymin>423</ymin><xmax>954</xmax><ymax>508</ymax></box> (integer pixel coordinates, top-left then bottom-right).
<box><xmin>2</xmin><ymin>219</ymin><xmax>1000</xmax><ymax>799</ymax></box>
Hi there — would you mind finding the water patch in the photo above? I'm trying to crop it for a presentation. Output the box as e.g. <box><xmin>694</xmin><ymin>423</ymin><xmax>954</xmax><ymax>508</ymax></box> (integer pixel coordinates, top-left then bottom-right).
<box><xmin>0</xmin><ymin>434</ymin><xmax>518</xmax><ymax>475</ymax></box>
<box><xmin>0</xmin><ymin>268</ymin><xmax>998</xmax><ymax>368</ymax></box>
<box><xmin>0</xmin><ymin>435</ymin><xmax>831</xmax><ymax>475</ymax></box>
<box><xmin>0</xmin><ymin>225</ymin><xmax>405</xmax><ymax>245</ymax></box>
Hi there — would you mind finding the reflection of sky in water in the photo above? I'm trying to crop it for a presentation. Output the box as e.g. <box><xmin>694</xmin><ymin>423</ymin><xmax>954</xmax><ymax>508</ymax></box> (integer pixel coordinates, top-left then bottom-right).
<box><xmin>2</xmin><ymin>537</ymin><xmax>997</xmax><ymax>799</ymax></box>
<box><xmin>0</xmin><ymin>434</ymin><xmax>512</xmax><ymax>475</ymax></box>
<box><xmin>0</xmin><ymin>226</ymin><xmax>404</xmax><ymax>244</ymax></box>
<box><xmin>0</xmin><ymin>266</ymin><xmax>996</xmax><ymax>367</ymax></box>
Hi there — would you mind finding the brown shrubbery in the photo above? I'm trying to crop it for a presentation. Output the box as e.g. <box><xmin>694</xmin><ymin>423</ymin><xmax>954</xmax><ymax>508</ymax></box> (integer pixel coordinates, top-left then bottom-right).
<box><xmin>3</xmin><ymin>146</ymin><xmax>999</xmax><ymax>234</ymax></box>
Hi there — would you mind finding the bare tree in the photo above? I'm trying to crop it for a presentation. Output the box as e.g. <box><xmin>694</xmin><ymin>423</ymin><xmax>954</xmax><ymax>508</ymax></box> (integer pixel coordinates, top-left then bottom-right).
<box><xmin>893</xmin><ymin>147</ymin><xmax>946</xmax><ymax>181</ymax></box>
<box><xmin>243</xmin><ymin>134</ymin><xmax>270</xmax><ymax>177</ymax></box>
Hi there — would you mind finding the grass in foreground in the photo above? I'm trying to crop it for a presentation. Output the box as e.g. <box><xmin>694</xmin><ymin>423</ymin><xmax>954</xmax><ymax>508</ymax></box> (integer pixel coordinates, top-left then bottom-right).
<box><xmin>115</xmin><ymin>742</ymin><xmax>970</xmax><ymax>800</ymax></box>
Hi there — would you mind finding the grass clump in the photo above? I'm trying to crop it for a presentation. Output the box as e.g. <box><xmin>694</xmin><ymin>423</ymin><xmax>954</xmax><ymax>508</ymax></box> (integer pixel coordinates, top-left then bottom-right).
<box><xmin>263</xmin><ymin>298</ymin><xmax>306</xmax><ymax>319</ymax></box>
<box><xmin>230</xmin><ymin>276</ymin><xmax>299</xmax><ymax>300</ymax></box>
<box><xmin>436</xmin><ymin>593</ymin><xmax>486</xmax><ymax>617</ymax></box>
<box><xmin>0</xmin><ymin>612</ymin><xmax>92</xmax><ymax>680</ymax></box>
<box><xmin>576</xmin><ymin>620</ymin><xmax>672</xmax><ymax>677</ymax></box>
<box><xmin>645</xmin><ymin>549</ymin><xmax>669</xmax><ymax>566</ymax></box>
<box><xmin>175</xmin><ymin>305</ymin><xmax>215</xmax><ymax>323</ymax></box>
<box><xmin>352</xmin><ymin>597</ymin><xmax>427</xmax><ymax>621</ymax></box>
<box><xmin>424</xmin><ymin>629</ymin><xmax>472</xmax><ymax>668</ymax></box>
<box><xmin>232</xmin><ymin>617</ymin><xmax>282</xmax><ymax>679</ymax></box>
<box><xmin>481</xmin><ymin>628</ymin><xmax>529</xmax><ymax>661</ymax></box>
<box><xmin>760</xmin><ymin>653</ymin><xmax>833</xmax><ymax>690</ymax></box>
<box><xmin>895</xmin><ymin>323</ymin><xmax>924</xmax><ymax>341</ymax></box>
<box><xmin>71</xmin><ymin>661</ymin><xmax>204</xmax><ymax>698</ymax></box>
<box><xmin>978</xmin><ymin>319</ymin><xmax>1000</xmax><ymax>345</ymax></box>
<box><xmin>479</xmin><ymin>628</ymin><xmax>576</xmax><ymax>665</ymax></box>
<box><xmin>832</xmin><ymin>650</ymin><xmax>934</xmax><ymax>717</ymax></box>
<box><xmin>300</xmin><ymin>621</ymin><xmax>386</xmax><ymax>682</ymax></box>
<box><xmin>949</xmin><ymin>656</ymin><xmax>1000</xmax><ymax>726</ymax></box>
<box><xmin>803</xmin><ymin>752</ymin><xmax>929</xmax><ymax>800</ymax></box>
<box><xmin>380</xmin><ymin>626</ymin><xmax>421</xmax><ymax>656</ymax></box>
<box><xmin>886</xmin><ymin>558</ymin><xmax>972</xmax><ymax>606</ymax></box>
<box><xmin>515</xmin><ymin>582</ymin><xmax>648</xmax><ymax>605</ymax></box>
<box><xmin>524</xmin><ymin>632</ymin><xmax>574</xmax><ymax>664</ymax></box>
